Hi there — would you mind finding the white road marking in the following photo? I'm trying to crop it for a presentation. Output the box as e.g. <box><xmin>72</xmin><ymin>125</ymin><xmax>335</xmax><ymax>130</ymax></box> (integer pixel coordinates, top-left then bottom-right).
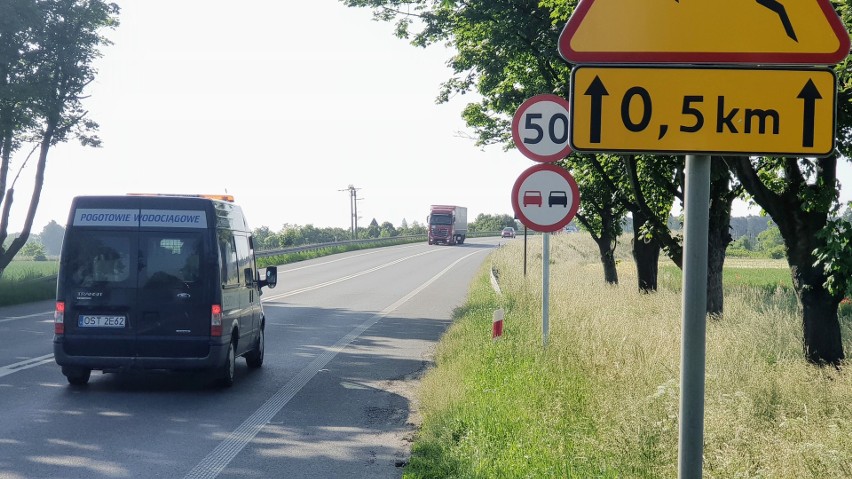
<box><xmin>183</xmin><ymin>250</ymin><xmax>483</xmax><ymax>479</ymax></box>
<box><xmin>279</xmin><ymin>243</ymin><xmax>422</xmax><ymax>273</ymax></box>
<box><xmin>261</xmin><ymin>248</ymin><xmax>441</xmax><ymax>301</ymax></box>
<box><xmin>0</xmin><ymin>354</ymin><xmax>55</xmax><ymax>378</ymax></box>
<box><xmin>0</xmin><ymin>311</ymin><xmax>52</xmax><ymax>323</ymax></box>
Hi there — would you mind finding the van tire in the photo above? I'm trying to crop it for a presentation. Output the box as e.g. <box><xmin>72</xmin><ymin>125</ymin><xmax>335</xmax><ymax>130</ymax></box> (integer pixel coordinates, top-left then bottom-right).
<box><xmin>62</xmin><ymin>366</ymin><xmax>91</xmax><ymax>386</ymax></box>
<box><xmin>245</xmin><ymin>327</ymin><xmax>264</xmax><ymax>369</ymax></box>
<box><xmin>218</xmin><ymin>341</ymin><xmax>236</xmax><ymax>388</ymax></box>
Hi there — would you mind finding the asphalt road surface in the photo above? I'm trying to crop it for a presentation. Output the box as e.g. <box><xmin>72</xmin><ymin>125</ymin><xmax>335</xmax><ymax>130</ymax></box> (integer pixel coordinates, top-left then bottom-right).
<box><xmin>0</xmin><ymin>238</ymin><xmax>502</xmax><ymax>479</ymax></box>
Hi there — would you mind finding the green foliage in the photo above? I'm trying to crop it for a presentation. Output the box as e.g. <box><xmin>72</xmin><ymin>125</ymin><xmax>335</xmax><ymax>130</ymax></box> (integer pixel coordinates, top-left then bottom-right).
<box><xmin>0</xmin><ymin>0</ymin><xmax>119</xmax><ymax>270</ymax></box>
<box><xmin>468</xmin><ymin>213</ymin><xmax>515</xmax><ymax>233</ymax></box>
<box><xmin>814</xmin><ymin>217</ymin><xmax>852</xmax><ymax>298</ymax></box>
<box><xmin>19</xmin><ymin>242</ymin><xmax>46</xmax><ymax>261</ymax></box>
<box><xmin>729</xmin><ymin>225</ymin><xmax>789</xmax><ymax>260</ymax></box>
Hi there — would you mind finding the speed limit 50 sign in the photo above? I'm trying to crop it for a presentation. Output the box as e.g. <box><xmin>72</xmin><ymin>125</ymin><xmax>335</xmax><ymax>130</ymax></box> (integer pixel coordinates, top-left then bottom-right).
<box><xmin>511</xmin><ymin>94</ymin><xmax>573</xmax><ymax>162</ymax></box>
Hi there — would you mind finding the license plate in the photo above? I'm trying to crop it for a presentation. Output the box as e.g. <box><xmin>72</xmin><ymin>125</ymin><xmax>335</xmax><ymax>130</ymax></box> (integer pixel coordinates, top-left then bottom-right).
<box><xmin>78</xmin><ymin>315</ymin><xmax>126</xmax><ymax>328</ymax></box>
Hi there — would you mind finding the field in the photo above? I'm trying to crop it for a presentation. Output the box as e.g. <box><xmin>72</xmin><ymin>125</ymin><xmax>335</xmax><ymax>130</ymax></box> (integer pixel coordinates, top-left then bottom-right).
<box><xmin>0</xmin><ymin>260</ymin><xmax>59</xmax><ymax>306</ymax></box>
<box><xmin>405</xmin><ymin>234</ymin><xmax>852</xmax><ymax>478</ymax></box>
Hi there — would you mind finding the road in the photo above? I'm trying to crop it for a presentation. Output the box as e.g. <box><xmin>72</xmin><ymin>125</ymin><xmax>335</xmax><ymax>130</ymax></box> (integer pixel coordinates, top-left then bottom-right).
<box><xmin>0</xmin><ymin>238</ymin><xmax>501</xmax><ymax>479</ymax></box>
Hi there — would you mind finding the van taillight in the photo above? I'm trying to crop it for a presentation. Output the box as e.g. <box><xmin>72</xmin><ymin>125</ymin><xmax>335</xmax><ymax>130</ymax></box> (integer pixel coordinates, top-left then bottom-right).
<box><xmin>211</xmin><ymin>304</ymin><xmax>222</xmax><ymax>337</ymax></box>
<box><xmin>54</xmin><ymin>301</ymin><xmax>65</xmax><ymax>335</ymax></box>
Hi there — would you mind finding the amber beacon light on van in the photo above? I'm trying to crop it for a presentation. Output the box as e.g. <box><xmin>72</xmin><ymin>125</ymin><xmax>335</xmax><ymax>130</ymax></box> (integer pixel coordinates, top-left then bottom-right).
<box><xmin>126</xmin><ymin>193</ymin><xmax>236</xmax><ymax>202</ymax></box>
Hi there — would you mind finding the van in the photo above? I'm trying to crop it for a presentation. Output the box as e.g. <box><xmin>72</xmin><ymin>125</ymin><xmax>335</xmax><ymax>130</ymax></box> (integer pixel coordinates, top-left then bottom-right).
<box><xmin>53</xmin><ymin>194</ymin><xmax>277</xmax><ymax>387</ymax></box>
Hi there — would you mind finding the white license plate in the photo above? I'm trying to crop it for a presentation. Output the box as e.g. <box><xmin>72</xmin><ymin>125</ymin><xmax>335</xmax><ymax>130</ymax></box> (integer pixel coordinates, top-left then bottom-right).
<box><xmin>78</xmin><ymin>315</ymin><xmax>126</xmax><ymax>328</ymax></box>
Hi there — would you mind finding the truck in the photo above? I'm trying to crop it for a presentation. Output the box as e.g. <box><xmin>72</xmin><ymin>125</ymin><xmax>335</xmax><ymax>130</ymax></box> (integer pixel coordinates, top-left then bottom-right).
<box><xmin>427</xmin><ymin>205</ymin><xmax>468</xmax><ymax>245</ymax></box>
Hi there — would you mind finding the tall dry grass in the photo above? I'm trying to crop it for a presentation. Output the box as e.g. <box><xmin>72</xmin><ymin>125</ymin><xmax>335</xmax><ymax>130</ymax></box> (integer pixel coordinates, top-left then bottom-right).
<box><xmin>407</xmin><ymin>234</ymin><xmax>852</xmax><ymax>478</ymax></box>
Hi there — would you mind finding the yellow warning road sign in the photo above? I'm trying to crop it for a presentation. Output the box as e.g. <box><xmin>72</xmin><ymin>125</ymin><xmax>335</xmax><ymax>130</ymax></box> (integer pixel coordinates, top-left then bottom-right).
<box><xmin>559</xmin><ymin>0</ymin><xmax>851</xmax><ymax>65</ymax></box>
<box><xmin>569</xmin><ymin>66</ymin><xmax>836</xmax><ymax>156</ymax></box>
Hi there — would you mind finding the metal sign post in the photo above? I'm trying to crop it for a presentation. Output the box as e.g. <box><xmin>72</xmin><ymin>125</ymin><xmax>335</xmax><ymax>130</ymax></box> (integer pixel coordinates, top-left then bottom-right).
<box><xmin>542</xmin><ymin>233</ymin><xmax>550</xmax><ymax>347</ymax></box>
<box><xmin>678</xmin><ymin>155</ymin><xmax>711</xmax><ymax>478</ymax></box>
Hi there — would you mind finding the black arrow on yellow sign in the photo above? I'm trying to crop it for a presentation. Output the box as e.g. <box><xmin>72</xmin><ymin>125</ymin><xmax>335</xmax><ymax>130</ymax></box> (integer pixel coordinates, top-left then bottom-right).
<box><xmin>797</xmin><ymin>79</ymin><xmax>822</xmax><ymax>148</ymax></box>
<box><xmin>582</xmin><ymin>74</ymin><xmax>827</xmax><ymax>149</ymax></box>
<box><xmin>584</xmin><ymin>76</ymin><xmax>608</xmax><ymax>144</ymax></box>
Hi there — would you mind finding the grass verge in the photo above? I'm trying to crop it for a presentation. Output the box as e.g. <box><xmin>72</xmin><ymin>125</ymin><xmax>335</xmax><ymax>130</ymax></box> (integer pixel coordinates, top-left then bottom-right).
<box><xmin>0</xmin><ymin>260</ymin><xmax>59</xmax><ymax>307</ymax></box>
<box><xmin>405</xmin><ymin>235</ymin><xmax>852</xmax><ymax>478</ymax></box>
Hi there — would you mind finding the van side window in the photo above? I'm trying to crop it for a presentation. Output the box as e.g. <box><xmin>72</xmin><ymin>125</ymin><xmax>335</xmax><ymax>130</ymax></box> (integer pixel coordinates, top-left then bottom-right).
<box><xmin>67</xmin><ymin>234</ymin><xmax>131</xmax><ymax>286</ymax></box>
<box><xmin>234</xmin><ymin>233</ymin><xmax>253</xmax><ymax>285</ymax></box>
<box><xmin>218</xmin><ymin>230</ymin><xmax>239</xmax><ymax>286</ymax></box>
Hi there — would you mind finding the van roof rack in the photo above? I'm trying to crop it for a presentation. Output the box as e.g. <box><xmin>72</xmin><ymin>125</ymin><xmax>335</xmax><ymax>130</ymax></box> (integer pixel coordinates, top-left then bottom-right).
<box><xmin>126</xmin><ymin>193</ymin><xmax>235</xmax><ymax>202</ymax></box>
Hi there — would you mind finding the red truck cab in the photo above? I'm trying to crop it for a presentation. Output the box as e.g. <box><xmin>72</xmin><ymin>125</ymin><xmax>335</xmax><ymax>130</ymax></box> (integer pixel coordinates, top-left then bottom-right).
<box><xmin>427</xmin><ymin>205</ymin><xmax>468</xmax><ymax>245</ymax></box>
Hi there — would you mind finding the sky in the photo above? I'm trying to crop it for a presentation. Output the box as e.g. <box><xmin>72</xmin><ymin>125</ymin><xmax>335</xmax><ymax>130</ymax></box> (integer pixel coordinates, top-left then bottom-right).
<box><xmin>6</xmin><ymin>0</ymin><xmax>852</xmax><ymax>234</ymax></box>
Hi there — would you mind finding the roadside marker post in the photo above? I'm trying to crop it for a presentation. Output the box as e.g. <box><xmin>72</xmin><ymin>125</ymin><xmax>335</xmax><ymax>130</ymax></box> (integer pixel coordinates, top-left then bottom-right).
<box><xmin>492</xmin><ymin>308</ymin><xmax>505</xmax><ymax>340</ymax></box>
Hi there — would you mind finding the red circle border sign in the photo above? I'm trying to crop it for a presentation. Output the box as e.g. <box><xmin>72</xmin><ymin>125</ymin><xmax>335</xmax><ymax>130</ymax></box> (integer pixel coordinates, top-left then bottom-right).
<box><xmin>511</xmin><ymin>94</ymin><xmax>573</xmax><ymax>163</ymax></box>
<box><xmin>511</xmin><ymin>163</ymin><xmax>580</xmax><ymax>233</ymax></box>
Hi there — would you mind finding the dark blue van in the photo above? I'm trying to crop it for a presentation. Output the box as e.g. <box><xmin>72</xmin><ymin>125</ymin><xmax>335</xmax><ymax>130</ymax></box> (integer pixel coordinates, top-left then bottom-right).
<box><xmin>53</xmin><ymin>194</ymin><xmax>277</xmax><ymax>387</ymax></box>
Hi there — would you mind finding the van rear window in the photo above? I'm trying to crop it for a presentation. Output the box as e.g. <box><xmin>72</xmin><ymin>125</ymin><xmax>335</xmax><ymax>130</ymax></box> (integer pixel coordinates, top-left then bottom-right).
<box><xmin>66</xmin><ymin>233</ymin><xmax>132</xmax><ymax>286</ymax></box>
<box><xmin>143</xmin><ymin>235</ymin><xmax>203</xmax><ymax>285</ymax></box>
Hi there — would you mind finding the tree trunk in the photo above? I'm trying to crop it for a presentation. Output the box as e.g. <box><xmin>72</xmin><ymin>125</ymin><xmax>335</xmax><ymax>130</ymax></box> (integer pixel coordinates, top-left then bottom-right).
<box><xmin>706</xmin><ymin>234</ymin><xmax>726</xmax><ymax>317</ymax></box>
<box><xmin>798</xmin><ymin>282</ymin><xmax>844</xmax><ymax>365</ymax></box>
<box><xmin>632</xmin><ymin>209</ymin><xmax>660</xmax><ymax>292</ymax></box>
<box><xmin>594</xmin><ymin>230</ymin><xmax>618</xmax><ymax>284</ymax></box>
<box><xmin>728</xmin><ymin>156</ymin><xmax>844</xmax><ymax>364</ymax></box>
<box><xmin>706</xmin><ymin>159</ymin><xmax>735</xmax><ymax>316</ymax></box>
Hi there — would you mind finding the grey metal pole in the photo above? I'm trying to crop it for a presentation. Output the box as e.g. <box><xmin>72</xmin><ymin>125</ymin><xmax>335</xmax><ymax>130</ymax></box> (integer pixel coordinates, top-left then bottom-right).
<box><xmin>542</xmin><ymin>232</ymin><xmax>550</xmax><ymax>347</ymax></box>
<box><xmin>524</xmin><ymin>226</ymin><xmax>528</xmax><ymax>277</ymax></box>
<box><xmin>353</xmin><ymin>189</ymin><xmax>358</xmax><ymax>238</ymax></box>
<box><xmin>678</xmin><ymin>154</ymin><xmax>710</xmax><ymax>479</ymax></box>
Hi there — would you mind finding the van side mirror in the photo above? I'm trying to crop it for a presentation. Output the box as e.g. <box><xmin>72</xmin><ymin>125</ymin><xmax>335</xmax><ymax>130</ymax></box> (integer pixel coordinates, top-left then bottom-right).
<box><xmin>258</xmin><ymin>266</ymin><xmax>277</xmax><ymax>290</ymax></box>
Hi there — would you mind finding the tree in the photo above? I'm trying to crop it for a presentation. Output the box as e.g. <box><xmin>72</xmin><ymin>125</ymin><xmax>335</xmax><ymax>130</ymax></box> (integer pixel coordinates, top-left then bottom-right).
<box><xmin>469</xmin><ymin>213</ymin><xmax>514</xmax><ymax>233</ymax></box>
<box><xmin>341</xmin><ymin>0</ymin><xmax>741</xmax><ymax>309</ymax></box>
<box><xmin>379</xmin><ymin>221</ymin><xmax>397</xmax><ymax>237</ymax></box>
<box><xmin>407</xmin><ymin>220</ymin><xmax>427</xmax><ymax>235</ymax></box>
<box><xmin>20</xmin><ymin>240</ymin><xmax>46</xmax><ymax>260</ymax></box>
<box><xmin>727</xmin><ymin>156</ymin><xmax>849</xmax><ymax>364</ymax></box>
<box><xmin>0</xmin><ymin>0</ymin><xmax>119</xmax><ymax>278</ymax></box>
<box><xmin>366</xmin><ymin>218</ymin><xmax>380</xmax><ymax>238</ymax></box>
<box><xmin>564</xmin><ymin>155</ymin><xmax>626</xmax><ymax>284</ymax></box>
<box><xmin>39</xmin><ymin>219</ymin><xmax>64</xmax><ymax>255</ymax></box>
<box><xmin>711</xmin><ymin>1</ymin><xmax>852</xmax><ymax>365</ymax></box>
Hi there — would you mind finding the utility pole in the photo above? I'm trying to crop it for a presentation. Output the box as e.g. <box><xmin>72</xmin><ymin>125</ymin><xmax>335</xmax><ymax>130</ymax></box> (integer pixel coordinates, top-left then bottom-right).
<box><xmin>355</xmin><ymin>195</ymin><xmax>366</xmax><ymax>238</ymax></box>
<box><xmin>339</xmin><ymin>185</ymin><xmax>361</xmax><ymax>239</ymax></box>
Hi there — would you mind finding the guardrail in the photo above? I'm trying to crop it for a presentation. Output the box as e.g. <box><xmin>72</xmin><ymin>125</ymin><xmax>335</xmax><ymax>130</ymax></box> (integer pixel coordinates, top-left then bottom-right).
<box><xmin>255</xmin><ymin>231</ymin><xmax>503</xmax><ymax>258</ymax></box>
<box><xmin>256</xmin><ymin>235</ymin><xmax>426</xmax><ymax>258</ymax></box>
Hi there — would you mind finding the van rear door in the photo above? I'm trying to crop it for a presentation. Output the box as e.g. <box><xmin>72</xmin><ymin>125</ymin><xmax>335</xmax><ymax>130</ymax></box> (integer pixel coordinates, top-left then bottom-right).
<box><xmin>136</xmin><ymin>232</ymin><xmax>210</xmax><ymax>359</ymax></box>
<box><xmin>60</xmin><ymin>230</ymin><xmax>139</xmax><ymax>357</ymax></box>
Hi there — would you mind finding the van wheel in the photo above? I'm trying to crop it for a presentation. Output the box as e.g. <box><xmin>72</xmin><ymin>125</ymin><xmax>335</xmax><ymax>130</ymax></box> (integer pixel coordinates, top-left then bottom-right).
<box><xmin>245</xmin><ymin>328</ymin><xmax>264</xmax><ymax>369</ymax></box>
<box><xmin>62</xmin><ymin>366</ymin><xmax>91</xmax><ymax>386</ymax></box>
<box><xmin>218</xmin><ymin>341</ymin><xmax>236</xmax><ymax>388</ymax></box>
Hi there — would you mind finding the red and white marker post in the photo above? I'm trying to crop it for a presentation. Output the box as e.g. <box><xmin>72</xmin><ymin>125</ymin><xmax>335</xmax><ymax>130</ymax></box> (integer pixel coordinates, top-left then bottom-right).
<box><xmin>492</xmin><ymin>308</ymin><xmax>505</xmax><ymax>340</ymax></box>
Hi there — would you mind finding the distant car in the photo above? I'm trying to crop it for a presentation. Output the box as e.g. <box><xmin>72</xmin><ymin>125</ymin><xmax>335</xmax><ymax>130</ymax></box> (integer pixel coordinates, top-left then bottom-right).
<box><xmin>501</xmin><ymin>227</ymin><xmax>516</xmax><ymax>238</ymax></box>
<box><xmin>548</xmin><ymin>190</ymin><xmax>568</xmax><ymax>207</ymax></box>
<box><xmin>523</xmin><ymin>190</ymin><xmax>543</xmax><ymax>207</ymax></box>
